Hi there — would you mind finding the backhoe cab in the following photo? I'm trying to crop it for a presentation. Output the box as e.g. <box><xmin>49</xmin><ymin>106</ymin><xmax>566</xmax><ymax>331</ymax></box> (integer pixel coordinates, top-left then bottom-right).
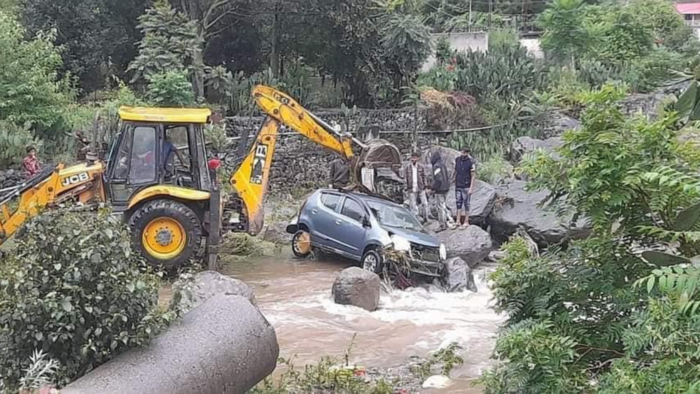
<box><xmin>109</xmin><ymin>107</ymin><xmax>217</xmax><ymax>268</ymax></box>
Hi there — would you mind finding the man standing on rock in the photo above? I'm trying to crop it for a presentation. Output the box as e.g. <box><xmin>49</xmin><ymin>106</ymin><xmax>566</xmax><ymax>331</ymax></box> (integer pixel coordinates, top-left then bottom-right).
<box><xmin>454</xmin><ymin>147</ymin><xmax>476</xmax><ymax>228</ymax></box>
<box><xmin>403</xmin><ymin>151</ymin><xmax>428</xmax><ymax>222</ymax></box>
<box><xmin>429</xmin><ymin>151</ymin><xmax>450</xmax><ymax>231</ymax></box>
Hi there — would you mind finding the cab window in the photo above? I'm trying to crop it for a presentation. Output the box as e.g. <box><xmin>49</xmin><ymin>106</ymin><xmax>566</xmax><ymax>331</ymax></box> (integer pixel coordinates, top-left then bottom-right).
<box><xmin>128</xmin><ymin>126</ymin><xmax>157</xmax><ymax>183</ymax></box>
<box><xmin>341</xmin><ymin>198</ymin><xmax>364</xmax><ymax>222</ymax></box>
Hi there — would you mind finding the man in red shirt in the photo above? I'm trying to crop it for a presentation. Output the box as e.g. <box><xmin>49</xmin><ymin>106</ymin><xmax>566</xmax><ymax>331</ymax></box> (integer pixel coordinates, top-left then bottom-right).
<box><xmin>22</xmin><ymin>146</ymin><xmax>41</xmax><ymax>179</ymax></box>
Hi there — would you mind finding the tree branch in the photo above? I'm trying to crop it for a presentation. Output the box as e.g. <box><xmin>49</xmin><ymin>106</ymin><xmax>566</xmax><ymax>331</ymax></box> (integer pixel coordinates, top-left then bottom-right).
<box><xmin>203</xmin><ymin>0</ymin><xmax>230</xmax><ymax>28</ymax></box>
<box><xmin>204</xmin><ymin>7</ymin><xmax>236</xmax><ymax>31</ymax></box>
<box><xmin>206</xmin><ymin>19</ymin><xmax>240</xmax><ymax>39</ymax></box>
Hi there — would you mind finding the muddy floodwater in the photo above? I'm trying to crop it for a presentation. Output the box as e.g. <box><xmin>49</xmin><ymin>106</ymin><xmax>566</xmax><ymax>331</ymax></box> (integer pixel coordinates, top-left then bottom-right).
<box><xmin>219</xmin><ymin>252</ymin><xmax>504</xmax><ymax>393</ymax></box>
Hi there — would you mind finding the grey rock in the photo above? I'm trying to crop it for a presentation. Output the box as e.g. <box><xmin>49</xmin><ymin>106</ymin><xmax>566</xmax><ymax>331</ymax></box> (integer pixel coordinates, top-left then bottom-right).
<box><xmin>262</xmin><ymin>221</ymin><xmax>292</xmax><ymax>244</ymax></box>
<box><xmin>172</xmin><ymin>270</ymin><xmax>256</xmax><ymax>314</ymax></box>
<box><xmin>438</xmin><ymin>226</ymin><xmax>493</xmax><ymax>266</ymax></box>
<box><xmin>62</xmin><ymin>294</ymin><xmax>279</xmax><ymax>394</ymax></box>
<box><xmin>487</xmin><ymin>250</ymin><xmax>506</xmax><ymax>262</ymax></box>
<box><xmin>429</xmin><ymin>181</ymin><xmax>496</xmax><ymax>225</ymax></box>
<box><xmin>332</xmin><ymin>267</ymin><xmax>381</xmax><ymax>312</ymax></box>
<box><xmin>489</xmin><ymin>180</ymin><xmax>591</xmax><ymax>248</ymax></box>
<box><xmin>443</xmin><ymin>257</ymin><xmax>477</xmax><ymax>293</ymax></box>
<box><xmin>510</xmin><ymin>136</ymin><xmax>563</xmax><ymax>163</ymax></box>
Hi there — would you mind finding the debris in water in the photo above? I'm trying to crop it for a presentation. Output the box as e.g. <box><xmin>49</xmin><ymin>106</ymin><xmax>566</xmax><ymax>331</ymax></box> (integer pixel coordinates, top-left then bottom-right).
<box><xmin>422</xmin><ymin>375</ymin><xmax>453</xmax><ymax>389</ymax></box>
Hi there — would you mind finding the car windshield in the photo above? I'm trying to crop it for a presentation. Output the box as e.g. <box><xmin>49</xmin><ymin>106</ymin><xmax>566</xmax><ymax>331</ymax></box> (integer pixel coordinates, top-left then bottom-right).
<box><xmin>367</xmin><ymin>200</ymin><xmax>423</xmax><ymax>232</ymax></box>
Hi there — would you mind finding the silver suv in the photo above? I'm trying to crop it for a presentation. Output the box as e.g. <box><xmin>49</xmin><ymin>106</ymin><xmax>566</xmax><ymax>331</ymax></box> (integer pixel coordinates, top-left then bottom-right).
<box><xmin>286</xmin><ymin>190</ymin><xmax>447</xmax><ymax>279</ymax></box>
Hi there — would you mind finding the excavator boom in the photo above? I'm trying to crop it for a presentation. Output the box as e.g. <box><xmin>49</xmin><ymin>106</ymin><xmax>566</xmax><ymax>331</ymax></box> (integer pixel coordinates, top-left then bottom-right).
<box><xmin>226</xmin><ymin>85</ymin><xmax>403</xmax><ymax>237</ymax></box>
<box><xmin>252</xmin><ymin>85</ymin><xmax>358</xmax><ymax>160</ymax></box>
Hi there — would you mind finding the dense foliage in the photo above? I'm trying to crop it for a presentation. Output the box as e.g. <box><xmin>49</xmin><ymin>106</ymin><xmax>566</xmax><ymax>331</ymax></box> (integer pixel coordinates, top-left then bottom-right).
<box><xmin>0</xmin><ymin>12</ymin><xmax>74</xmax><ymax>140</ymax></box>
<box><xmin>0</xmin><ymin>210</ymin><xmax>174</xmax><ymax>389</ymax></box>
<box><xmin>480</xmin><ymin>85</ymin><xmax>700</xmax><ymax>392</ymax></box>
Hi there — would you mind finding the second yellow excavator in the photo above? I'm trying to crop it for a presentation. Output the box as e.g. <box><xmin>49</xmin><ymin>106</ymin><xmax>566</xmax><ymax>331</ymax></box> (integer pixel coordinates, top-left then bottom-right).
<box><xmin>0</xmin><ymin>85</ymin><xmax>402</xmax><ymax>269</ymax></box>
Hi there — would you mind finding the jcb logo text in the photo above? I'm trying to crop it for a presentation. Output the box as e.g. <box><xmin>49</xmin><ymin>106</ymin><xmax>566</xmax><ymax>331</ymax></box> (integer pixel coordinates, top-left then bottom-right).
<box><xmin>61</xmin><ymin>172</ymin><xmax>89</xmax><ymax>187</ymax></box>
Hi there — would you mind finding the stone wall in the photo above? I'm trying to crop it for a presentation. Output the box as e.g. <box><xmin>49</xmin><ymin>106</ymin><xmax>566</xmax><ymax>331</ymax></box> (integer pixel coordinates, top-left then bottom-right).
<box><xmin>225</xmin><ymin>108</ymin><xmax>453</xmax><ymax>197</ymax></box>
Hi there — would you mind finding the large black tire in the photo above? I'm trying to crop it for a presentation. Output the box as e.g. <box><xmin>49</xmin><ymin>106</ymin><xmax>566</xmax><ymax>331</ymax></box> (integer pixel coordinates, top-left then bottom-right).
<box><xmin>129</xmin><ymin>199</ymin><xmax>202</xmax><ymax>270</ymax></box>
<box><xmin>361</xmin><ymin>248</ymin><xmax>384</xmax><ymax>275</ymax></box>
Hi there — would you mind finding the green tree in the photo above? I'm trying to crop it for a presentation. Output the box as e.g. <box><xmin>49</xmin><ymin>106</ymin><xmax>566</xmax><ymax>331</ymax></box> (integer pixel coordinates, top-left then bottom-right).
<box><xmin>538</xmin><ymin>0</ymin><xmax>592</xmax><ymax>67</ymax></box>
<box><xmin>0</xmin><ymin>11</ymin><xmax>74</xmax><ymax>140</ymax></box>
<box><xmin>128</xmin><ymin>0</ymin><xmax>202</xmax><ymax>96</ymax></box>
<box><xmin>19</xmin><ymin>0</ymin><xmax>146</xmax><ymax>94</ymax></box>
<box><xmin>481</xmin><ymin>84</ymin><xmax>700</xmax><ymax>392</ymax></box>
<box><xmin>629</xmin><ymin>0</ymin><xmax>695</xmax><ymax>52</ymax></box>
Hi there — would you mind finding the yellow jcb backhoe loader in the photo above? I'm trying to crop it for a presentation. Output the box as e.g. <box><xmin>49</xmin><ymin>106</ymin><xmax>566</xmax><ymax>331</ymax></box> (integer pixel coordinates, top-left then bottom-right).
<box><xmin>0</xmin><ymin>86</ymin><xmax>402</xmax><ymax>269</ymax></box>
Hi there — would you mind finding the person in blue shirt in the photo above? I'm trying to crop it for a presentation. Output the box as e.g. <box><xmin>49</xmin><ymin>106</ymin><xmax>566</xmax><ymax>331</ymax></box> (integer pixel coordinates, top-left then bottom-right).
<box><xmin>454</xmin><ymin>147</ymin><xmax>476</xmax><ymax>228</ymax></box>
<box><xmin>162</xmin><ymin>134</ymin><xmax>187</xmax><ymax>176</ymax></box>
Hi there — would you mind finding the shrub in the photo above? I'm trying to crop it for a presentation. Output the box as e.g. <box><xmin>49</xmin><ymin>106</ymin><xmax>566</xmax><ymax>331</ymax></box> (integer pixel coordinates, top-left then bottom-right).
<box><xmin>146</xmin><ymin>71</ymin><xmax>196</xmax><ymax>107</ymax></box>
<box><xmin>0</xmin><ymin>209</ymin><xmax>174</xmax><ymax>389</ymax></box>
<box><xmin>0</xmin><ymin>121</ymin><xmax>43</xmax><ymax>168</ymax></box>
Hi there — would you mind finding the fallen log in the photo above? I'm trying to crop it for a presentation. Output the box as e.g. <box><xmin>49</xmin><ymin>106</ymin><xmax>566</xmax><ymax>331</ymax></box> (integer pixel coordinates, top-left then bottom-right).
<box><xmin>62</xmin><ymin>293</ymin><xmax>279</xmax><ymax>394</ymax></box>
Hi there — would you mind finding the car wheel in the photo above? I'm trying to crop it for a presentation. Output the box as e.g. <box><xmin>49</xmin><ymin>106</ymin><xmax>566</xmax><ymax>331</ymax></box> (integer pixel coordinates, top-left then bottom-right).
<box><xmin>361</xmin><ymin>248</ymin><xmax>384</xmax><ymax>274</ymax></box>
<box><xmin>291</xmin><ymin>230</ymin><xmax>312</xmax><ymax>258</ymax></box>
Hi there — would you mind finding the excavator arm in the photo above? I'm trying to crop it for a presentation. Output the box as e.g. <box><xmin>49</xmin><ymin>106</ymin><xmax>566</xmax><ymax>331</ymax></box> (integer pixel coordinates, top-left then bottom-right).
<box><xmin>0</xmin><ymin>162</ymin><xmax>105</xmax><ymax>246</ymax></box>
<box><xmin>226</xmin><ymin>85</ymin><xmax>402</xmax><ymax>237</ymax></box>
<box><xmin>252</xmin><ymin>85</ymin><xmax>359</xmax><ymax>160</ymax></box>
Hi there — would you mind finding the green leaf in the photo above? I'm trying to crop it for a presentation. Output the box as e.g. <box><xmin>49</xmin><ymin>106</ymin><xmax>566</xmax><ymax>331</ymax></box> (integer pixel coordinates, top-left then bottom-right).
<box><xmin>641</xmin><ymin>251</ymin><xmax>690</xmax><ymax>267</ymax></box>
<box><xmin>675</xmin><ymin>80</ymin><xmax>698</xmax><ymax>121</ymax></box>
<box><xmin>647</xmin><ymin>275</ymin><xmax>656</xmax><ymax>293</ymax></box>
<box><xmin>673</xmin><ymin>201</ymin><xmax>700</xmax><ymax>231</ymax></box>
<box><xmin>35</xmin><ymin>332</ymin><xmax>44</xmax><ymax>341</ymax></box>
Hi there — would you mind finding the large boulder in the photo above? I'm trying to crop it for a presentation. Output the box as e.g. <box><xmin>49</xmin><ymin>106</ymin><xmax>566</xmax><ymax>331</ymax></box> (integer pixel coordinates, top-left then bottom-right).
<box><xmin>172</xmin><ymin>271</ymin><xmax>256</xmax><ymax>314</ymax></box>
<box><xmin>421</xmin><ymin>146</ymin><xmax>461</xmax><ymax>176</ymax></box>
<box><xmin>62</xmin><ymin>294</ymin><xmax>279</xmax><ymax>394</ymax></box>
<box><xmin>429</xmin><ymin>181</ymin><xmax>496</xmax><ymax>225</ymax></box>
<box><xmin>510</xmin><ymin>136</ymin><xmax>563</xmax><ymax>163</ymax></box>
<box><xmin>443</xmin><ymin>257</ymin><xmax>477</xmax><ymax>292</ymax></box>
<box><xmin>332</xmin><ymin>267</ymin><xmax>381</xmax><ymax>312</ymax></box>
<box><xmin>489</xmin><ymin>180</ymin><xmax>591</xmax><ymax>247</ymax></box>
<box><xmin>437</xmin><ymin>226</ymin><xmax>493</xmax><ymax>266</ymax></box>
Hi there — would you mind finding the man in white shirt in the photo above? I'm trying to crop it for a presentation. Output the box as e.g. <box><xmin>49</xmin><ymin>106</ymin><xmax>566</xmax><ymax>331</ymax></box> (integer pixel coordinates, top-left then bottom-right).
<box><xmin>402</xmin><ymin>152</ymin><xmax>428</xmax><ymax>222</ymax></box>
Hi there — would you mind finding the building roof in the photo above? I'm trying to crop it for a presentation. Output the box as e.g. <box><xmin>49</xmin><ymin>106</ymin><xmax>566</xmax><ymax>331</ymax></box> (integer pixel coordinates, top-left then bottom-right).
<box><xmin>676</xmin><ymin>3</ymin><xmax>700</xmax><ymax>14</ymax></box>
<box><xmin>118</xmin><ymin>106</ymin><xmax>212</xmax><ymax>124</ymax></box>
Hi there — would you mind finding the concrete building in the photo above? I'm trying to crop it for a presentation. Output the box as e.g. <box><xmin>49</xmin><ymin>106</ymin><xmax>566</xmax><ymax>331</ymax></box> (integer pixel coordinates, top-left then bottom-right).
<box><xmin>676</xmin><ymin>2</ymin><xmax>700</xmax><ymax>39</ymax></box>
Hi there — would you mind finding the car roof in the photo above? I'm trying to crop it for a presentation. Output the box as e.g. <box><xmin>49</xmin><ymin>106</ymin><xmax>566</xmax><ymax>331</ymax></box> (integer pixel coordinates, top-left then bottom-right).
<box><xmin>316</xmin><ymin>189</ymin><xmax>401</xmax><ymax>208</ymax></box>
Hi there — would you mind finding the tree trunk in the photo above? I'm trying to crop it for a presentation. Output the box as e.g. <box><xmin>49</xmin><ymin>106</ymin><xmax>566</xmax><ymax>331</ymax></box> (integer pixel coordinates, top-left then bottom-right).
<box><xmin>270</xmin><ymin>5</ymin><xmax>280</xmax><ymax>77</ymax></box>
<box><xmin>191</xmin><ymin>26</ymin><xmax>206</xmax><ymax>100</ymax></box>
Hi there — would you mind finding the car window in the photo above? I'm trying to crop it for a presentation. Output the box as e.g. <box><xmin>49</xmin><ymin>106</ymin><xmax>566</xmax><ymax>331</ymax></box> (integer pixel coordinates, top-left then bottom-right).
<box><xmin>341</xmin><ymin>198</ymin><xmax>364</xmax><ymax>222</ymax></box>
<box><xmin>321</xmin><ymin>193</ymin><xmax>341</xmax><ymax>211</ymax></box>
<box><xmin>367</xmin><ymin>200</ymin><xmax>423</xmax><ymax>232</ymax></box>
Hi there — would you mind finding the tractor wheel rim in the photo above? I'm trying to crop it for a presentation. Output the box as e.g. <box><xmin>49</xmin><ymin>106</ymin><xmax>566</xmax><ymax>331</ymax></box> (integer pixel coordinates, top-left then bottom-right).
<box><xmin>293</xmin><ymin>232</ymin><xmax>310</xmax><ymax>255</ymax></box>
<box><xmin>142</xmin><ymin>217</ymin><xmax>186</xmax><ymax>260</ymax></box>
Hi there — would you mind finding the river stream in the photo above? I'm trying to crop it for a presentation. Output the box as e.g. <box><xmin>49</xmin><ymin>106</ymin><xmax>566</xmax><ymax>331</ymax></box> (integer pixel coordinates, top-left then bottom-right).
<box><xmin>220</xmin><ymin>252</ymin><xmax>504</xmax><ymax>393</ymax></box>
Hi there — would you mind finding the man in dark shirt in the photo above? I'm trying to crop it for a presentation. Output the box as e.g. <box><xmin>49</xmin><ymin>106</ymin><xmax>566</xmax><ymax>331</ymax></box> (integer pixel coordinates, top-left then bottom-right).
<box><xmin>454</xmin><ymin>147</ymin><xmax>476</xmax><ymax>228</ymax></box>
<box><xmin>429</xmin><ymin>151</ymin><xmax>451</xmax><ymax>231</ymax></box>
<box><xmin>328</xmin><ymin>157</ymin><xmax>351</xmax><ymax>189</ymax></box>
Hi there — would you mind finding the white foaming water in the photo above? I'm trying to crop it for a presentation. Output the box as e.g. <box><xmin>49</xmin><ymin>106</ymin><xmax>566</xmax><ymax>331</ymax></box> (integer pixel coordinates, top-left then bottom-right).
<box><xmin>226</xmin><ymin>258</ymin><xmax>503</xmax><ymax>392</ymax></box>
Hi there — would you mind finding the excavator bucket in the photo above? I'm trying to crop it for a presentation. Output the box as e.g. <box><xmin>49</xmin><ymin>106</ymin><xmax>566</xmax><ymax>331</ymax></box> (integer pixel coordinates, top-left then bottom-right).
<box><xmin>356</xmin><ymin>139</ymin><xmax>402</xmax><ymax>170</ymax></box>
<box><xmin>354</xmin><ymin>139</ymin><xmax>405</xmax><ymax>203</ymax></box>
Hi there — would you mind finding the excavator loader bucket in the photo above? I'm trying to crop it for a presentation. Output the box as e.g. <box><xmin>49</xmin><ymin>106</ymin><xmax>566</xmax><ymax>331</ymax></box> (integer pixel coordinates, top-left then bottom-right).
<box><xmin>353</xmin><ymin>139</ymin><xmax>405</xmax><ymax>203</ymax></box>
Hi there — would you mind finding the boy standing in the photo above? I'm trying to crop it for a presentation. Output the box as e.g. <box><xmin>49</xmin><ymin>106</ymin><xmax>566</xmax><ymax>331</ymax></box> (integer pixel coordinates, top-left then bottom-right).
<box><xmin>454</xmin><ymin>147</ymin><xmax>476</xmax><ymax>228</ymax></box>
<box><xmin>23</xmin><ymin>146</ymin><xmax>41</xmax><ymax>179</ymax></box>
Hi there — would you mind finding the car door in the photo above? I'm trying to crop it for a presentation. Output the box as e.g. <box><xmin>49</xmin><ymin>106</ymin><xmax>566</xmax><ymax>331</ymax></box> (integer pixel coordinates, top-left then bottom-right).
<box><xmin>308</xmin><ymin>192</ymin><xmax>343</xmax><ymax>249</ymax></box>
<box><xmin>325</xmin><ymin>196</ymin><xmax>368</xmax><ymax>260</ymax></box>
